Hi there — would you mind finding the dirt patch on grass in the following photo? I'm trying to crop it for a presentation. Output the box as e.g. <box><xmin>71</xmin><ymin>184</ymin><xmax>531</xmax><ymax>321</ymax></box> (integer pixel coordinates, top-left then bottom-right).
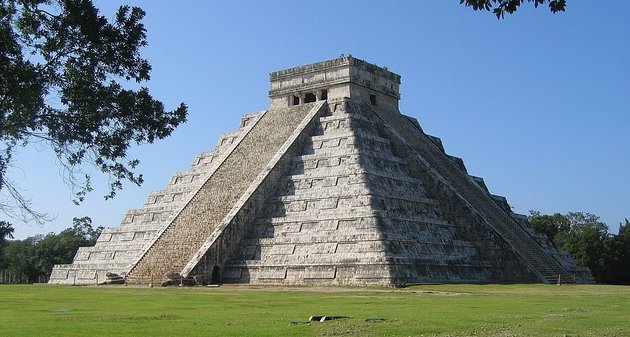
<box><xmin>210</xmin><ymin>284</ymin><xmax>465</xmax><ymax>296</ymax></box>
<box><xmin>408</xmin><ymin>290</ymin><xmax>465</xmax><ymax>296</ymax></box>
<box><xmin>86</xmin><ymin>283</ymin><xmax>466</xmax><ymax>296</ymax></box>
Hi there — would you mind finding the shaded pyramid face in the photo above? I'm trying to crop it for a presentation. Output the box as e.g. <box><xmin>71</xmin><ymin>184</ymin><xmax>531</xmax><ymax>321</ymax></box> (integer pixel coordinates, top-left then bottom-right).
<box><xmin>49</xmin><ymin>56</ymin><xmax>594</xmax><ymax>286</ymax></box>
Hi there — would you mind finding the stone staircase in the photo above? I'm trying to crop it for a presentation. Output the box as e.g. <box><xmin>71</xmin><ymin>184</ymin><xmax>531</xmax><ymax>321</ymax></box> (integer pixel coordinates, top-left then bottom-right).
<box><xmin>370</xmin><ymin>107</ymin><xmax>574</xmax><ymax>283</ymax></box>
<box><xmin>125</xmin><ymin>103</ymin><xmax>320</xmax><ymax>284</ymax></box>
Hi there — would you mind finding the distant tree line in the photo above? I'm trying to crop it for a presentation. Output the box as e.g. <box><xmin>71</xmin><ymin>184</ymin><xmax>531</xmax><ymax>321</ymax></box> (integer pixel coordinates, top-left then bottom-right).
<box><xmin>0</xmin><ymin>217</ymin><xmax>102</xmax><ymax>283</ymax></box>
<box><xmin>529</xmin><ymin>211</ymin><xmax>630</xmax><ymax>284</ymax></box>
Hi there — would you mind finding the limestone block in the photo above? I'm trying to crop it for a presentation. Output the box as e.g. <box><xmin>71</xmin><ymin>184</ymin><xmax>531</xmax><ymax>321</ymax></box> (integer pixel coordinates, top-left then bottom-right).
<box><xmin>74</xmin><ymin>250</ymin><xmax>91</xmax><ymax>261</ymax></box>
<box><xmin>354</xmin><ymin>265</ymin><xmax>391</xmax><ymax>279</ymax></box>
<box><xmin>97</xmin><ymin>233</ymin><xmax>112</xmax><ymax>242</ymax></box>
<box><xmin>306</xmin><ymin>198</ymin><xmax>338</xmax><ymax>211</ymax></box>
<box><xmin>306</xmin><ymin>243</ymin><xmax>338</xmax><ymax>254</ymax></box>
<box><xmin>50</xmin><ymin>268</ymin><xmax>69</xmax><ymax>280</ymax></box>
<box><xmin>286</xmin><ymin>200</ymin><xmax>307</xmax><ymax>212</ymax></box>
<box><xmin>98</xmin><ymin>251</ymin><xmax>116</xmax><ymax>260</ymax></box>
<box><xmin>256</xmin><ymin>267</ymin><xmax>287</xmax><ymax>279</ymax></box>
<box><xmin>300</xmin><ymin>220</ymin><xmax>338</xmax><ymax>232</ymax></box>
<box><xmin>268</xmin><ymin>245</ymin><xmax>295</xmax><ymax>255</ymax></box>
<box><xmin>304</xmin><ymin>266</ymin><xmax>336</xmax><ymax>279</ymax></box>
<box><xmin>77</xmin><ymin>269</ymin><xmax>97</xmax><ymax>280</ymax></box>
<box><xmin>274</xmin><ymin>222</ymin><xmax>301</xmax><ymax>233</ymax></box>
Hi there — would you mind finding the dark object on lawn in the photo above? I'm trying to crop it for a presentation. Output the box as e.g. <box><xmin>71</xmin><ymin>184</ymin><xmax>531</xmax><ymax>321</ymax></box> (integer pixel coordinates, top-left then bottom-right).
<box><xmin>365</xmin><ymin>317</ymin><xmax>386</xmax><ymax>322</ymax></box>
<box><xmin>309</xmin><ymin>315</ymin><xmax>351</xmax><ymax>322</ymax></box>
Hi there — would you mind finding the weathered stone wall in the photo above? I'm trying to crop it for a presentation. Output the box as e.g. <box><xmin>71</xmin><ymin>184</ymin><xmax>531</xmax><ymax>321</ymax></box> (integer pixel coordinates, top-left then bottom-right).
<box><xmin>269</xmin><ymin>56</ymin><xmax>400</xmax><ymax>111</ymax></box>
<box><xmin>270</xmin><ymin>59</ymin><xmax>351</xmax><ymax>109</ymax></box>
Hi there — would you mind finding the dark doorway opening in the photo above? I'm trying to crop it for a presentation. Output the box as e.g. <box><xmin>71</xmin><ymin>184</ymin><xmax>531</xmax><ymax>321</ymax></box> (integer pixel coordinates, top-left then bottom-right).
<box><xmin>321</xmin><ymin>89</ymin><xmax>328</xmax><ymax>100</ymax></box>
<box><xmin>304</xmin><ymin>92</ymin><xmax>317</xmax><ymax>103</ymax></box>
<box><xmin>211</xmin><ymin>266</ymin><xmax>221</xmax><ymax>284</ymax></box>
<box><xmin>370</xmin><ymin>94</ymin><xmax>377</xmax><ymax>106</ymax></box>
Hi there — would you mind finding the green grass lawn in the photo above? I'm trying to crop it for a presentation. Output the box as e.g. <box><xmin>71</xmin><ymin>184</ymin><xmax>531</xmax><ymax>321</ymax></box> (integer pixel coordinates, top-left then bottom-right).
<box><xmin>1</xmin><ymin>284</ymin><xmax>628</xmax><ymax>336</ymax></box>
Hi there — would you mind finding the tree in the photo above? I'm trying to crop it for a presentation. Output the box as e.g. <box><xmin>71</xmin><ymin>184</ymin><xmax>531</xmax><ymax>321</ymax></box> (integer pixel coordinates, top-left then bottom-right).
<box><xmin>528</xmin><ymin>210</ymin><xmax>569</xmax><ymax>246</ymax></box>
<box><xmin>68</xmin><ymin>216</ymin><xmax>102</xmax><ymax>242</ymax></box>
<box><xmin>0</xmin><ymin>220</ymin><xmax>14</xmax><ymax>242</ymax></box>
<box><xmin>2</xmin><ymin>235</ymin><xmax>40</xmax><ymax>281</ymax></box>
<box><xmin>549</xmin><ymin>212</ymin><xmax>609</xmax><ymax>281</ymax></box>
<box><xmin>459</xmin><ymin>0</ymin><xmax>567</xmax><ymax>19</ymax></box>
<box><xmin>0</xmin><ymin>220</ymin><xmax>14</xmax><ymax>269</ymax></box>
<box><xmin>1</xmin><ymin>0</ymin><xmax>187</xmax><ymax>223</ymax></box>
<box><xmin>529</xmin><ymin>210</ymin><xmax>630</xmax><ymax>284</ymax></box>
<box><xmin>1</xmin><ymin>216</ymin><xmax>102</xmax><ymax>282</ymax></box>
<box><xmin>604</xmin><ymin>220</ymin><xmax>630</xmax><ymax>284</ymax></box>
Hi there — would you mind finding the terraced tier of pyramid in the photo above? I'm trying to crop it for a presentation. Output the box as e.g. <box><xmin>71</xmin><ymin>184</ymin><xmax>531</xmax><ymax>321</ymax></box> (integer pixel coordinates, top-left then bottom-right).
<box><xmin>49</xmin><ymin>56</ymin><xmax>593</xmax><ymax>285</ymax></box>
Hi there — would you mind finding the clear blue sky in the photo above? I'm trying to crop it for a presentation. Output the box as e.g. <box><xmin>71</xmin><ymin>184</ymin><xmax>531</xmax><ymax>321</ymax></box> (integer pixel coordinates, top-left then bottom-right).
<box><xmin>5</xmin><ymin>0</ymin><xmax>629</xmax><ymax>239</ymax></box>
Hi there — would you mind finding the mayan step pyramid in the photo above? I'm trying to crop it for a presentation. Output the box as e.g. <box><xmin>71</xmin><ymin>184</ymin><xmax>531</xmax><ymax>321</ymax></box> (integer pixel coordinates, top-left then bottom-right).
<box><xmin>49</xmin><ymin>56</ymin><xmax>593</xmax><ymax>286</ymax></box>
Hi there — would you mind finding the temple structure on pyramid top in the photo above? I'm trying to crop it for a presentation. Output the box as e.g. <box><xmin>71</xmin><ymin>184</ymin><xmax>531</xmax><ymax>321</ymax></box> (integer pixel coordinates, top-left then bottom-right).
<box><xmin>49</xmin><ymin>56</ymin><xmax>593</xmax><ymax>286</ymax></box>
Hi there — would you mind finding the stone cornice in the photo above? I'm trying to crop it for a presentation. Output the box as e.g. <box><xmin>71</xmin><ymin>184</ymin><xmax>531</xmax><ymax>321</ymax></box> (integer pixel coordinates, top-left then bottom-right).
<box><xmin>270</xmin><ymin>56</ymin><xmax>401</xmax><ymax>83</ymax></box>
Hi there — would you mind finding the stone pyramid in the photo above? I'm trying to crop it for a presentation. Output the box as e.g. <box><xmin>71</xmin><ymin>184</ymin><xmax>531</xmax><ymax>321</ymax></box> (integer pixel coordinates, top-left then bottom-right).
<box><xmin>49</xmin><ymin>56</ymin><xmax>593</xmax><ymax>286</ymax></box>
